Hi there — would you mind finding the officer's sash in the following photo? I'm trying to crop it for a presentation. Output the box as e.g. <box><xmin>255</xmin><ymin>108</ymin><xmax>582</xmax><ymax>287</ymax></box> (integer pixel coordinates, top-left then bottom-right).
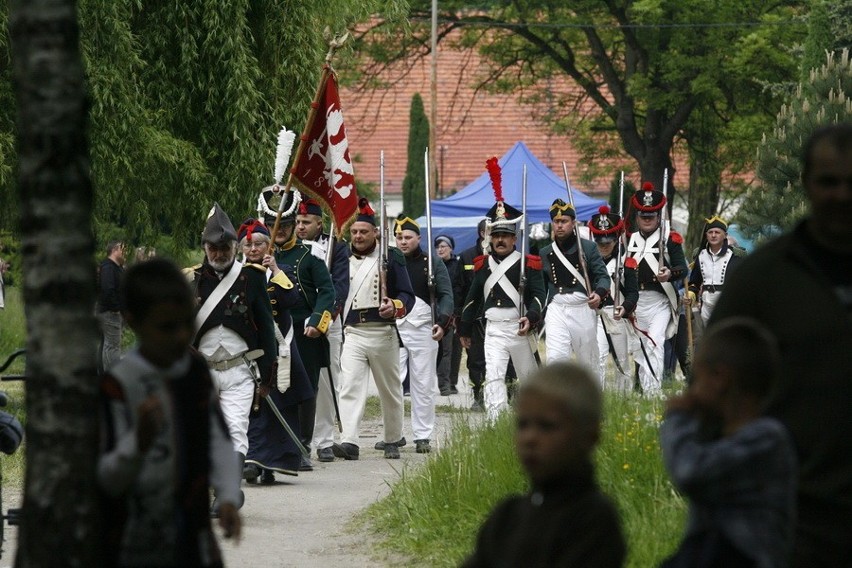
<box><xmin>484</xmin><ymin>251</ymin><xmax>521</xmax><ymax>310</ymax></box>
<box><xmin>193</xmin><ymin>260</ymin><xmax>243</xmax><ymax>340</ymax></box>
<box><xmin>551</xmin><ymin>241</ymin><xmax>587</xmax><ymax>294</ymax></box>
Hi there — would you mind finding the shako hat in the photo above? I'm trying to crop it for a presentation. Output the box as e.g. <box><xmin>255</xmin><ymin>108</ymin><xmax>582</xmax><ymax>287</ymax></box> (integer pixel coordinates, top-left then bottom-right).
<box><xmin>484</xmin><ymin>156</ymin><xmax>521</xmax><ymax>235</ymax></box>
<box><xmin>588</xmin><ymin>205</ymin><xmax>624</xmax><ymax>243</ymax></box>
<box><xmin>257</xmin><ymin>185</ymin><xmax>302</xmax><ymax>227</ymax></box>
<box><xmin>631</xmin><ymin>181</ymin><xmax>666</xmax><ymax>217</ymax></box>
<box><xmin>202</xmin><ymin>203</ymin><xmax>237</xmax><ymax>244</ymax></box>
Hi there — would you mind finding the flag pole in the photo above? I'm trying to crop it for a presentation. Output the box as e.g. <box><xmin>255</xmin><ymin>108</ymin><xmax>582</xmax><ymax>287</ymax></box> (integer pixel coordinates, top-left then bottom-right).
<box><xmin>269</xmin><ymin>31</ymin><xmax>349</xmax><ymax>244</ymax></box>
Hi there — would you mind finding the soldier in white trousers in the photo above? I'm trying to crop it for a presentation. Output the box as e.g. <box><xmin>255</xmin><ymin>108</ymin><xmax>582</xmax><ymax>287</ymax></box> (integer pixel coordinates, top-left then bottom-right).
<box><xmin>588</xmin><ymin>205</ymin><xmax>639</xmax><ymax>392</ymax></box>
<box><xmin>625</xmin><ymin>183</ymin><xmax>687</xmax><ymax>396</ymax></box>
<box><xmin>393</xmin><ymin>215</ymin><xmax>454</xmax><ymax>454</ymax></box>
<box><xmin>333</xmin><ymin>199</ymin><xmax>415</xmax><ymax>460</ymax></box>
<box><xmin>540</xmin><ymin>199</ymin><xmax>610</xmax><ymax>371</ymax></box>
<box><xmin>458</xmin><ymin>173</ymin><xmax>547</xmax><ymax>419</ymax></box>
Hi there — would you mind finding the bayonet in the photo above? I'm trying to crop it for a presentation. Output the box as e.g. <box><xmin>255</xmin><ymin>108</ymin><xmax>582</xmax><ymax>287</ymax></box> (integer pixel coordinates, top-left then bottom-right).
<box><xmin>424</xmin><ymin>148</ymin><xmax>437</xmax><ymax>326</ymax></box>
<box><xmin>562</xmin><ymin>162</ymin><xmax>592</xmax><ymax>294</ymax></box>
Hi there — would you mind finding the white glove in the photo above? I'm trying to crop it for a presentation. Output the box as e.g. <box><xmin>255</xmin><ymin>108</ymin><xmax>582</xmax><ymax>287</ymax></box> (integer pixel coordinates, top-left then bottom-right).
<box><xmin>276</xmin><ymin>355</ymin><xmax>291</xmax><ymax>393</ymax></box>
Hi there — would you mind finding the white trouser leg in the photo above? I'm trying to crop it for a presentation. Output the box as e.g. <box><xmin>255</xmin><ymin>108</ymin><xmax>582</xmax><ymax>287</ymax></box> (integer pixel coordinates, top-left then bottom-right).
<box><xmin>484</xmin><ymin>319</ymin><xmax>538</xmax><ymax>420</ymax></box>
<box><xmin>598</xmin><ymin>311</ymin><xmax>632</xmax><ymax>392</ymax></box>
<box><xmin>211</xmin><ymin>364</ymin><xmax>255</xmax><ymax>455</ymax></box>
<box><xmin>545</xmin><ymin>294</ymin><xmax>599</xmax><ymax>370</ymax></box>
<box><xmin>632</xmin><ymin>291</ymin><xmax>670</xmax><ymax>396</ymax></box>
<box><xmin>339</xmin><ymin>325</ymin><xmax>403</xmax><ymax>446</ymax></box>
<box><xmin>313</xmin><ymin>318</ymin><xmax>342</xmax><ymax>450</ymax></box>
<box><xmin>399</xmin><ymin>321</ymin><xmax>439</xmax><ymax>441</ymax></box>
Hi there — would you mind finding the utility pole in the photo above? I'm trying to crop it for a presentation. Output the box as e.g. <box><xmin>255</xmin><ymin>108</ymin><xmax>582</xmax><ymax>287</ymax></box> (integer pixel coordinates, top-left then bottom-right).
<box><xmin>429</xmin><ymin>0</ymin><xmax>438</xmax><ymax>199</ymax></box>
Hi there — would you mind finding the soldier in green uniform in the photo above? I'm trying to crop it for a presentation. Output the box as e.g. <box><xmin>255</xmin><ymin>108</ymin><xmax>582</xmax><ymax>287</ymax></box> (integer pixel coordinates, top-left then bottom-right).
<box><xmin>259</xmin><ymin>188</ymin><xmax>336</xmax><ymax>471</ymax></box>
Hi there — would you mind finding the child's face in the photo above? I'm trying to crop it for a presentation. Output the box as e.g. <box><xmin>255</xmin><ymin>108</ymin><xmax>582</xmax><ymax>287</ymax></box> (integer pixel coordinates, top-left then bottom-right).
<box><xmin>127</xmin><ymin>301</ymin><xmax>194</xmax><ymax>368</ymax></box>
<box><xmin>515</xmin><ymin>391</ymin><xmax>592</xmax><ymax>485</ymax></box>
<box><xmin>689</xmin><ymin>361</ymin><xmax>729</xmax><ymax>414</ymax></box>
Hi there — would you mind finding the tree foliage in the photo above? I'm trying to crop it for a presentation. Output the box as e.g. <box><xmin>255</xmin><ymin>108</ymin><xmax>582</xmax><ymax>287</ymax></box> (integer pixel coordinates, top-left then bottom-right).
<box><xmin>0</xmin><ymin>0</ymin><xmax>403</xmax><ymax>250</ymax></box>
<box><xmin>737</xmin><ymin>48</ymin><xmax>852</xmax><ymax>241</ymax></box>
<box><xmin>402</xmin><ymin>93</ymin><xmax>429</xmax><ymax>217</ymax></box>
<box><xmin>352</xmin><ymin>0</ymin><xmax>806</xmax><ymax>246</ymax></box>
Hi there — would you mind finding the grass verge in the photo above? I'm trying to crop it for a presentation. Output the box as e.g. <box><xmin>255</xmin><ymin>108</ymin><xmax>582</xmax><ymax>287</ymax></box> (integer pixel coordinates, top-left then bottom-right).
<box><xmin>358</xmin><ymin>393</ymin><xmax>686</xmax><ymax>567</ymax></box>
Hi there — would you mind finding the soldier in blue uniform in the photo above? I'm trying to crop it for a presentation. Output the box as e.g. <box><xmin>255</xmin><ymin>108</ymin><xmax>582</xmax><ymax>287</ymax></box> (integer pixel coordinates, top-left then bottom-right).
<box><xmin>295</xmin><ymin>198</ymin><xmax>350</xmax><ymax>463</ymax></box>
<box><xmin>191</xmin><ymin>203</ymin><xmax>277</xmax><ymax>490</ymax></box>
<box><xmin>259</xmin><ymin>188</ymin><xmax>336</xmax><ymax>471</ymax></box>
<box><xmin>334</xmin><ymin>198</ymin><xmax>416</xmax><ymax>460</ymax></box>
<box><xmin>459</xmin><ymin>199</ymin><xmax>546</xmax><ymax>419</ymax></box>
<box><xmin>539</xmin><ymin>199</ymin><xmax>611</xmax><ymax>371</ymax></box>
<box><xmin>237</xmin><ymin>219</ymin><xmax>313</xmax><ymax>483</ymax></box>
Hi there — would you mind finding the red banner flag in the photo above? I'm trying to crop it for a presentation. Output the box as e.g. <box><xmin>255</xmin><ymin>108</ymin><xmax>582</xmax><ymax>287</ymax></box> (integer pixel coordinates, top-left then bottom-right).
<box><xmin>291</xmin><ymin>71</ymin><xmax>358</xmax><ymax>233</ymax></box>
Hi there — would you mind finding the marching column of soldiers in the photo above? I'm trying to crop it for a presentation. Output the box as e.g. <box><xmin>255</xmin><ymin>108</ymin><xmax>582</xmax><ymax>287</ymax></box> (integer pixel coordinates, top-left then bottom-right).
<box><xmin>114</xmin><ymin>149</ymin><xmax>740</xmax><ymax>514</ymax></box>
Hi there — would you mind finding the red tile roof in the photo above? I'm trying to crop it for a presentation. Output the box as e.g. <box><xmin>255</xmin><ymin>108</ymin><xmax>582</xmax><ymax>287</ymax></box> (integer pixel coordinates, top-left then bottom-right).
<box><xmin>340</xmin><ymin>40</ymin><xmax>628</xmax><ymax>198</ymax></box>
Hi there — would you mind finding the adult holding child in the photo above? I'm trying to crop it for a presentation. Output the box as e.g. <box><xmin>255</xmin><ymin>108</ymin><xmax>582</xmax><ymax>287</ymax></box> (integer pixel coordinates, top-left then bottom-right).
<box><xmin>709</xmin><ymin>123</ymin><xmax>852</xmax><ymax>567</ymax></box>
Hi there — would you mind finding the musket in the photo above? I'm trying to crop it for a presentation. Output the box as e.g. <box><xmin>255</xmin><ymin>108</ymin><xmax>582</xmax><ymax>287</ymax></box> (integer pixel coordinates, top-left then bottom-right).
<box><xmin>562</xmin><ymin>161</ymin><xmax>592</xmax><ymax>294</ymax></box>
<box><xmin>518</xmin><ymin>164</ymin><xmax>528</xmax><ymax>326</ymax></box>
<box><xmin>379</xmin><ymin>150</ymin><xmax>388</xmax><ymax>300</ymax></box>
<box><xmin>613</xmin><ymin>171</ymin><xmax>625</xmax><ymax>315</ymax></box>
<box><xmin>658</xmin><ymin>168</ymin><xmax>669</xmax><ymax>269</ymax></box>
<box><xmin>684</xmin><ymin>275</ymin><xmax>694</xmax><ymax>365</ymax></box>
<box><xmin>424</xmin><ymin>148</ymin><xmax>437</xmax><ymax>326</ymax></box>
<box><xmin>322</xmin><ymin>219</ymin><xmax>343</xmax><ymax>432</ymax></box>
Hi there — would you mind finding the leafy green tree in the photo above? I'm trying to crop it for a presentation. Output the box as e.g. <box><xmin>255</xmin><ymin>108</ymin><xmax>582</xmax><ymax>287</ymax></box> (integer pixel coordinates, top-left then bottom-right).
<box><xmin>737</xmin><ymin>48</ymin><xmax>852</xmax><ymax>242</ymax></box>
<box><xmin>0</xmin><ymin>1</ymin><xmax>404</xmax><ymax>247</ymax></box>
<box><xmin>353</xmin><ymin>0</ymin><xmax>804</xmax><ymax>245</ymax></box>
<box><xmin>402</xmin><ymin>93</ymin><xmax>428</xmax><ymax>217</ymax></box>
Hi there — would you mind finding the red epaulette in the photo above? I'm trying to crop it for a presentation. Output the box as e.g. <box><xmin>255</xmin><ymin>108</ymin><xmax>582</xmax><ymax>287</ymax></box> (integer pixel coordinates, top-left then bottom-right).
<box><xmin>473</xmin><ymin>254</ymin><xmax>487</xmax><ymax>271</ymax></box>
<box><xmin>526</xmin><ymin>254</ymin><xmax>542</xmax><ymax>270</ymax></box>
<box><xmin>669</xmin><ymin>231</ymin><xmax>684</xmax><ymax>245</ymax></box>
<box><xmin>624</xmin><ymin>257</ymin><xmax>638</xmax><ymax>270</ymax></box>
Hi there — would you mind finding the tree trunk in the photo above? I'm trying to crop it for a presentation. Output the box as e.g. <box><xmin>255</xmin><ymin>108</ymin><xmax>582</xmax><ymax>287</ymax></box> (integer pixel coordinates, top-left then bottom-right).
<box><xmin>9</xmin><ymin>0</ymin><xmax>101</xmax><ymax>565</ymax></box>
<box><xmin>686</xmin><ymin>156</ymin><xmax>721</xmax><ymax>257</ymax></box>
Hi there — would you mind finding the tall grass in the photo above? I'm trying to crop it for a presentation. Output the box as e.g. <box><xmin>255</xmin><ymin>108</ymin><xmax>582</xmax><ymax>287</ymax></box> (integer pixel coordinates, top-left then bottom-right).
<box><xmin>359</xmin><ymin>394</ymin><xmax>685</xmax><ymax>567</ymax></box>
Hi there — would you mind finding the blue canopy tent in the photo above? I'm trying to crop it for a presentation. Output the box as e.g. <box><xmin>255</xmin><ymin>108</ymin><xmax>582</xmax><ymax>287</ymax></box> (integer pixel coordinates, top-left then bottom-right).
<box><xmin>417</xmin><ymin>141</ymin><xmax>607</xmax><ymax>252</ymax></box>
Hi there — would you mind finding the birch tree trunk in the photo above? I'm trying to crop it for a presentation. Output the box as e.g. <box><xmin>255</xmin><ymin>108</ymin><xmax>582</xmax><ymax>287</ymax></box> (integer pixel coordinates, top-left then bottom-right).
<box><xmin>9</xmin><ymin>0</ymin><xmax>101</xmax><ymax>565</ymax></box>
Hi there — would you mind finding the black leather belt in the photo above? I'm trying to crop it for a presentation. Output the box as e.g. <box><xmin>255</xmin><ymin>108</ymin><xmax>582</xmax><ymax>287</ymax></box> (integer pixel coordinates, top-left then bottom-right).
<box><xmin>346</xmin><ymin>307</ymin><xmax>384</xmax><ymax>325</ymax></box>
<box><xmin>703</xmin><ymin>284</ymin><xmax>725</xmax><ymax>293</ymax></box>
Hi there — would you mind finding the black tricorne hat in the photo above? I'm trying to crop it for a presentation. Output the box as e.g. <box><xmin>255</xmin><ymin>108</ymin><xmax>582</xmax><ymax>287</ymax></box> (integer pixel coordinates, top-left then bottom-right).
<box><xmin>394</xmin><ymin>214</ymin><xmax>420</xmax><ymax>235</ymax></box>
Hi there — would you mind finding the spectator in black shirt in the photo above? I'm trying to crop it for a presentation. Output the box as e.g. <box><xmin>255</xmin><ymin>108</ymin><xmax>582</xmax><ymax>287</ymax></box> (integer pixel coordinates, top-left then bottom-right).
<box><xmin>97</xmin><ymin>240</ymin><xmax>126</xmax><ymax>371</ymax></box>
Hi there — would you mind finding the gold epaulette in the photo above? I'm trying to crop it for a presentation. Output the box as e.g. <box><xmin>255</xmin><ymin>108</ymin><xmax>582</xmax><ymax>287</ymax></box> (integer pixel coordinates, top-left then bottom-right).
<box><xmin>245</xmin><ymin>262</ymin><xmax>267</xmax><ymax>272</ymax></box>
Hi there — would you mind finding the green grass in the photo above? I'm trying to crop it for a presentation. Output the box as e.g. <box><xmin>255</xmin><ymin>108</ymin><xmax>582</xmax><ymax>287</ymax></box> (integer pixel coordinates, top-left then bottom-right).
<box><xmin>357</xmin><ymin>393</ymin><xmax>686</xmax><ymax>567</ymax></box>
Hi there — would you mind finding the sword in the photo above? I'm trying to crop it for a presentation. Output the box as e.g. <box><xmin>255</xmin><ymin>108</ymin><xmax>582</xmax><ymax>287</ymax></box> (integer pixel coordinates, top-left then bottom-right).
<box><xmin>244</xmin><ymin>350</ymin><xmax>309</xmax><ymax>457</ymax></box>
<box><xmin>599</xmin><ymin>313</ymin><xmax>627</xmax><ymax>376</ymax></box>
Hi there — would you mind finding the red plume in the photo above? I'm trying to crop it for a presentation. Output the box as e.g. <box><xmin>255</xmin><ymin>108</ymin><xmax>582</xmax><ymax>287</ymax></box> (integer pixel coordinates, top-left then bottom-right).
<box><xmin>486</xmin><ymin>157</ymin><xmax>503</xmax><ymax>202</ymax></box>
<box><xmin>358</xmin><ymin>197</ymin><xmax>374</xmax><ymax>216</ymax></box>
<box><xmin>298</xmin><ymin>202</ymin><xmax>308</xmax><ymax>215</ymax></box>
<box><xmin>642</xmin><ymin>181</ymin><xmax>654</xmax><ymax>191</ymax></box>
<box><xmin>599</xmin><ymin>205</ymin><xmax>610</xmax><ymax>215</ymax></box>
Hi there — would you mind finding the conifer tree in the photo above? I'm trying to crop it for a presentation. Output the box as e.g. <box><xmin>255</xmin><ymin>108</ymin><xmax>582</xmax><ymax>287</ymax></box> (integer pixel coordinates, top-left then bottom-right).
<box><xmin>402</xmin><ymin>93</ymin><xmax>429</xmax><ymax>218</ymax></box>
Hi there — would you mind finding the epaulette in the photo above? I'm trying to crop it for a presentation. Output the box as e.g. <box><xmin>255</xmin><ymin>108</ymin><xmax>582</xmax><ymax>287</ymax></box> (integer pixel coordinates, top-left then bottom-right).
<box><xmin>525</xmin><ymin>254</ymin><xmax>542</xmax><ymax>270</ymax></box>
<box><xmin>473</xmin><ymin>254</ymin><xmax>487</xmax><ymax>271</ymax></box>
<box><xmin>389</xmin><ymin>247</ymin><xmax>407</xmax><ymax>266</ymax></box>
<box><xmin>669</xmin><ymin>231</ymin><xmax>684</xmax><ymax>245</ymax></box>
<box><xmin>244</xmin><ymin>262</ymin><xmax>267</xmax><ymax>272</ymax></box>
<box><xmin>624</xmin><ymin>257</ymin><xmax>638</xmax><ymax>270</ymax></box>
<box><xmin>182</xmin><ymin>263</ymin><xmax>201</xmax><ymax>276</ymax></box>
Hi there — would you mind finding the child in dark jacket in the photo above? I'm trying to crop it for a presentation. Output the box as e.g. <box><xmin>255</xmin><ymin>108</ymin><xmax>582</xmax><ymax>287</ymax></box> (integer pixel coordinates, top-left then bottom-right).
<box><xmin>660</xmin><ymin>317</ymin><xmax>796</xmax><ymax>568</ymax></box>
<box><xmin>463</xmin><ymin>362</ymin><xmax>626</xmax><ymax>568</ymax></box>
<box><xmin>99</xmin><ymin>258</ymin><xmax>242</xmax><ymax>567</ymax></box>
